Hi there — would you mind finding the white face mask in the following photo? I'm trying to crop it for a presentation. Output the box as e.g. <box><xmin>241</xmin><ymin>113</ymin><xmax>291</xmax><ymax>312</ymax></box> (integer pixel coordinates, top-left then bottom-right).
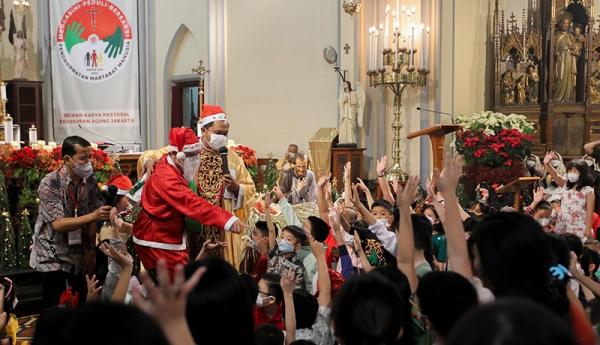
<box><xmin>586</xmin><ymin>160</ymin><xmax>594</xmax><ymax>167</ymax></box>
<box><xmin>183</xmin><ymin>155</ymin><xmax>200</xmax><ymax>182</ymax></box>
<box><xmin>343</xmin><ymin>231</ymin><xmax>354</xmax><ymax>247</ymax></box>
<box><xmin>72</xmin><ymin>161</ymin><xmax>93</xmax><ymax>178</ymax></box>
<box><xmin>567</xmin><ymin>173</ymin><xmax>580</xmax><ymax>183</ymax></box>
<box><xmin>550</xmin><ymin>160</ymin><xmax>560</xmax><ymax>168</ymax></box>
<box><xmin>527</xmin><ymin>160</ymin><xmax>536</xmax><ymax>168</ymax></box>
<box><xmin>207</xmin><ymin>133</ymin><xmax>228</xmax><ymax>150</ymax></box>
<box><xmin>376</xmin><ymin>219</ymin><xmax>390</xmax><ymax>228</ymax></box>
<box><xmin>256</xmin><ymin>295</ymin><xmax>270</xmax><ymax>307</ymax></box>
<box><xmin>538</xmin><ymin>218</ymin><xmax>550</xmax><ymax>227</ymax></box>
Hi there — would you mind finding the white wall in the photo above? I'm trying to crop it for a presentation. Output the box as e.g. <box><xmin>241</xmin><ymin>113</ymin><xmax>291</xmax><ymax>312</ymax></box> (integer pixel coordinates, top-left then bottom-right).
<box><xmin>225</xmin><ymin>0</ymin><xmax>340</xmax><ymax>157</ymax></box>
<box><xmin>150</xmin><ymin>0</ymin><xmax>209</xmax><ymax>147</ymax></box>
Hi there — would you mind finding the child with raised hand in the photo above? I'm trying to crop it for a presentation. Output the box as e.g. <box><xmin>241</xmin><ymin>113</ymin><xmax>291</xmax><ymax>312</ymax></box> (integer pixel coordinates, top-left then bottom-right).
<box><xmin>544</xmin><ymin>151</ymin><xmax>595</xmax><ymax>239</ymax></box>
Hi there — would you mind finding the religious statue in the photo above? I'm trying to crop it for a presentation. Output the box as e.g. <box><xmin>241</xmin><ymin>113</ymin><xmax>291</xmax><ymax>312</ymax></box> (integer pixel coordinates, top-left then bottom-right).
<box><xmin>589</xmin><ymin>62</ymin><xmax>600</xmax><ymax>104</ymax></box>
<box><xmin>553</xmin><ymin>13</ymin><xmax>580</xmax><ymax>102</ymax></box>
<box><xmin>515</xmin><ymin>75</ymin><xmax>527</xmax><ymax>105</ymax></box>
<box><xmin>500</xmin><ymin>70</ymin><xmax>515</xmax><ymax>105</ymax></box>
<box><xmin>338</xmin><ymin>81</ymin><xmax>365</xmax><ymax>146</ymax></box>
<box><xmin>526</xmin><ymin>65</ymin><xmax>539</xmax><ymax>103</ymax></box>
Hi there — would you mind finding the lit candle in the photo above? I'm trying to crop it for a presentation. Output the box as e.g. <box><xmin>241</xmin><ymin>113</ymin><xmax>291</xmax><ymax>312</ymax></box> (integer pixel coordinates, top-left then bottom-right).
<box><xmin>48</xmin><ymin>141</ymin><xmax>57</xmax><ymax>148</ymax></box>
<box><xmin>91</xmin><ymin>142</ymin><xmax>98</xmax><ymax>150</ymax></box>
<box><xmin>37</xmin><ymin>140</ymin><xmax>45</xmax><ymax>146</ymax></box>
<box><xmin>425</xmin><ymin>26</ymin><xmax>430</xmax><ymax>69</ymax></box>
<box><xmin>374</xmin><ymin>29</ymin><xmax>379</xmax><ymax>69</ymax></box>
<box><xmin>420</xmin><ymin>23</ymin><xmax>424</xmax><ymax>69</ymax></box>
<box><xmin>410</xmin><ymin>24</ymin><xmax>415</xmax><ymax>67</ymax></box>
<box><xmin>28</xmin><ymin>124</ymin><xmax>37</xmax><ymax>143</ymax></box>
<box><xmin>385</xmin><ymin>5</ymin><xmax>390</xmax><ymax>49</ymax></box>
<box><xmin>1</xmin><ymin>83</ymin><xmax>6</xmax><ymax>100</ymax></box>
<box><xmin>396</xmin><ymin>0</ymin><xmax>400</xmax><ymax>19</ymax></box>
<box><xmin>368</xmin><ymin>28</ymin><xmax>373</xmax><ymax>70</ymax></box>
<box><xmin>379</xmin><ymin>23</ymin><xmax>384</xmax><ymax>68</ymax></box>
<box><xmin>3</xmin><ymin>114</ymin><xmax>13</xmax><ymax>143</ymax></box>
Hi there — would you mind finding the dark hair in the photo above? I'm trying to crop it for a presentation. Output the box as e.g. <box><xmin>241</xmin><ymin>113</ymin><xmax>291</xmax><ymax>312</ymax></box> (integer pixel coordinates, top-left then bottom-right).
<box><xmin>255</xmin><ymin>221</ymin><xmax>269</xmax><ymax>237</ymax></box>
<box><xmin>308</xmin><ymin>216</ymin><xmax>330</xmax><ymax>242</ymax></box>
<box><xmin>469</xmin><ymin>201</ymin><xmax>490</xmax><ymax>216</ymax></box>
<box><xmin>562</xmin><ymin>233</ymin><xmax>584</xmax><ymax>258</ymax></box>
<box><xmin>185</xmin><ymin>258</ymin><xmax>255</xmax><ymax>345</ymax></box>
<box><xmin>547</xmin><ymin>234</ymin><xmax>571</xmax><ymax>269</ymax></box>
<box><xmin>255</xmin><ymin>324</ymin><xmax>285</xmax><ymax>345</ymax></box>
<box><xmin>565</xmin><ymin>159</ymin><xmax>593</xmax><ymax>191</ymax></box>
<box><xmin>282</xmin><ymin>289</ymin><xmax>318</xmax><ymax>329</ymax></box>
<box><xmin>371</xmin><ymin>199</ymin><xmax>393</xmax><ymax>214</ymax></box>
<box><xmin>290</xmin><ymin>341</ymin><xmax>317</xmax><ymax>345</ymax></box>
<box><xmin>283</xmin><ymin>225</ymin><xmax>308</xmax><ymax>246</ymax></box>
<box><xmin>62</xmin><ymin>135</ymin><xmax>91</xmax><ymax>158</ymax></box>
<box><xmin>260</xmin><ymin>273</ymin><xmax>284</xmax><ymax>304</ymax></box>
<box><xmin>241</xmin><ymin>273</ymin><xmax>259</xmax><ymax>303</ymax></box>
<box><xmin>33</xmin><ymin>303</ymin><xmax>169</xmax><ymax>345</ymax></box>
<box><xmin>470</xmin><ymin>212</ymin><xmax>569</xmax><ymax>317</ymax></box>
<box><xmin>412</xmin><ymin>214</ymin><xmax>436</xmax><ymax>269</ymax></box>
<box><xmin>534</xmin><ymin>201</ymin><xmax>552</xmax><ymax>212</ymax></box>
<box><xmin>372</xmin><ymin>266</ymin><xmax>414</xmax><ymax>345</ymax></box>
<box><xmin>416</xmin><ymin>271</ymin><xmax>478</xmax><ymax>337</ymax></box>
<box><xmin>446</xmin><ymin>299</ymin><xmax>576</xmax><ymax>345</ymax></box>
<box><xmin>421</xmin><ymin>204</ymin><xmax>439</xmax><ymax>219</ymax></box>
<box><xmin>581</xmin><ymin>247</ymin><xmax>600</xmax><ymax>278</ymax></box>
<box><xmin>331</xmin><ymin>272</ymin><xmax>404</xmax><ymax>345</ymax></box>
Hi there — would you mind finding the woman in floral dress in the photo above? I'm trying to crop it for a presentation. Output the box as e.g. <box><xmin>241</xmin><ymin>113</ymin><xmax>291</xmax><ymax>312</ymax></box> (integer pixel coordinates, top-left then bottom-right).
<box><xmin>544</xmin><ymin>152</ymin><xmax>595</xmax><ymax>240</ymax></box>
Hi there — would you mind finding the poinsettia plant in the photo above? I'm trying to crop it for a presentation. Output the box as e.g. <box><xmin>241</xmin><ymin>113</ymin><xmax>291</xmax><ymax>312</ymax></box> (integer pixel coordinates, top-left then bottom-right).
<box><xmin>232</xmin><ymin>144</ymin><xmax>259</xmax><ymax>183</ymax></box>
<box><xmin>454</xmin><ymin>111</ymin><xmax>535</xmax><ymax>190</ymax></box>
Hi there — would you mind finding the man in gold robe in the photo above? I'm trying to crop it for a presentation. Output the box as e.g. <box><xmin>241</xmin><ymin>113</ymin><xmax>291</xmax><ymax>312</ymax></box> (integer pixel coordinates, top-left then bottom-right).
<box><xmin>136</xmin><ymin>105</ymin><xmax>255</xmax><ymax>268</ymax></box>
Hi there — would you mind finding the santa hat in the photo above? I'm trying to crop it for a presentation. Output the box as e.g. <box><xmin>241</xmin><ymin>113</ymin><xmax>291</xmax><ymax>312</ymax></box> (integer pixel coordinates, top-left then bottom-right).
<box><xmin>199</xmin><ymin>104</ymin><xmax>228</xmax><ymax>128</ymax></box>
<box><xmin>167</xmin><ymin>127</ymin><xmax>201</xmax><ymax>160</ymax></box>
<box><xmin>107</xmin><ymin>174</ymin><xmax>133</xmax><ymax>196</ymax></box>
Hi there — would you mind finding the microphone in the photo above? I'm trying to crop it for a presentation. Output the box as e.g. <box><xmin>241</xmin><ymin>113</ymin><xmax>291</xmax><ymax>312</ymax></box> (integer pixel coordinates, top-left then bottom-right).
<box><xmin>219</xmin><ymin>147</ymin><xmax>229</xmax><ymax>175</ymax></box>
<box><xmin>77</xmin><ymin>124</ymin><xmax>126</xmax><ymax>152</ymax></box>
<box><xmin>416</xmin><ymin>107</ymin><xmax>455</xmax><ymax>124</ymax></box>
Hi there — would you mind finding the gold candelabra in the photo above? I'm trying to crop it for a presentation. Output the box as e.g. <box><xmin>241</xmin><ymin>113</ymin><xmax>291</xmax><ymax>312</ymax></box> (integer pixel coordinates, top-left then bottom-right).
<box><xmin>368</xmin><ymin>46</ymin><xmax>428</xmax><ymax>182</ymax></box>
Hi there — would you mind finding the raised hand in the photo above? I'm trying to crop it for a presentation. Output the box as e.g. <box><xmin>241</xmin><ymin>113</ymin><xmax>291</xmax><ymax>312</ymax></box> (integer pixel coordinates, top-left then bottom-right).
<box><xmin>376</xmin><ymin>156</ymin><xmax>388</xmax><ymax>177</ymax></box>
<box><xmin>396</xmin><ymin>176</ymin><xmax>419</xmax><ymax>209</ymax></box>
<box><xmin>392</xmin><ymin>179</ymin><xmax>401</xmax><ymax>196</ymax></box>
<box><xmin>85</xmin><ymin>274</ymin><xmax>102</xmax><ymax>302</ymax></box>
<box><xmin>533</xmin><ymin>186</ymin><xmax>545</xmax><ymax>203</ymax></box>
<box><xmin>353</xmin><ymin>232</ymin><xmax>364</xmax><ymax>254</ymax></box>
<box><xmin>351</xmin><ymin>184</ymin><xmax>362</xmax><ymax>207</ymax></box>
<box><xmin>65</xmin><ymin>21</ymin><xmax>85</xmax><ymax>53</ymax></box>
<box><xmin>318</xmin><ymin>172</ymin><xmax>332</xmax><ymax>190</ymax></box>
<box><xmin>356</xmin><ymin>177</ymin><xmax>369</xmax><ymax>193</ymax></box>
<box><xmin>272</xmin><ymin>186</ymin><xmax>285</xmax><ymax>201</ymax></box>
<box><xmin>436</xmin><ymin>154</ymin><xmax>464</xmax><ymax>195</ymax></box>
<box><xmin>280</xmin><ymin>270</ymin><xmax>296</xmax><ymax>295</ymax></box>
<box><xmin>425</xmin><ymin>178</ymin><xmax>436</xmax><ymax>200</ymax></box>
<box><xmin>100</xmin><ymin>242</ymin><xmax>133</xmax><ymax>269</ymax></box>
<box><xmin>104</xmin><ymin>26</ymin><xmax>124</xmax><ymax>59</ymax></box>
<box><xmin>543</xmin><ymin>151</ymin><xmax>556</xmax><ymax>165</ymax></box>
<box><xmin>344</xmin><ymin>162</ymin><xmax>352</xmax><ymax>181</ymax></box>
<box><xmin>133</xmin><ymin>260</ymin><xmax>203</xmax><ymax>345</ymax></box>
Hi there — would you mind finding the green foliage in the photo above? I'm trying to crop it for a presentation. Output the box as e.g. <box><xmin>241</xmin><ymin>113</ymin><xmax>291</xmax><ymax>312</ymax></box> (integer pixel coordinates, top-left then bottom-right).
<box><xmin>17</xmin><ymin>210</ymin><xmax>32</xmax><ymax>268</ymax></box>
<box><xmin>0</xmin><ymin>212</ymin><xmax>16</xmax><ymax>271</ymax></box>
<box><xmin>264</xmin><ymin>159</ymin><xmax>278</xmax><ymax>192</ymax></box>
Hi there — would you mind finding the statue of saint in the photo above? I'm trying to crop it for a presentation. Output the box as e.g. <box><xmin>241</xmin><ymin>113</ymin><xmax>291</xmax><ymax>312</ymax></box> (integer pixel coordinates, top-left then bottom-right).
<box><xmin>500</xmin><ymin>71</ymin><xmax>515</xmax><ymax>105</ymax></box>
<box><xmin>515</xmin><ymin>75</ymin><xmax>527</xmax><ymax>105</ymax></box>
<box><xmin>13</xmin><ymin>30</ymin><xmax>27</xmax><ymax>80</ymax></box>
<box><xmin>526</xmin><ymin>65</ymin><xmax>539</xmax><ymax>103</ymax></box>
<box><xmin>553</xmin><ymin>14</ymin><xmax>579</xmax><ymax>102</ymax></box>
<box><xmin>338</xmin><ymin>81</ymin><xmax>365</xmax><ymax>146</ymax></box>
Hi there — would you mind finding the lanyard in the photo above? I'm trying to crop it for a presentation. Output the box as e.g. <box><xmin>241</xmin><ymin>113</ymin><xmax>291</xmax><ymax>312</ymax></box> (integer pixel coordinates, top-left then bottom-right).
<box><xmin>68</xmin><ymin>182</ymin><xmax>85</xmax><ymax>217</ymax></box>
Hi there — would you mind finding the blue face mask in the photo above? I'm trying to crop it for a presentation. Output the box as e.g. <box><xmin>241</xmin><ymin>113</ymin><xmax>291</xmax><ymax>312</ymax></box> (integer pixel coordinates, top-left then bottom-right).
<box><xmin>277</xmin><ymin>239</ymin><xmax>294</xmax><ymax>253</ymax></box>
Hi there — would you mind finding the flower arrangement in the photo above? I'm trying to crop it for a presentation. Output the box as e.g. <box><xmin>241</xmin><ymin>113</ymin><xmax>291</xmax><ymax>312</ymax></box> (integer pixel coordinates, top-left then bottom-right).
<box><xmin>454</xmin><ymin>111</ymin><xmax>535</xmax><ymax>185</ymax></box>
<box><xmin>232</xmin><ymin>144</ymin><xmax>258</xmax><ymax>183</ymax></box>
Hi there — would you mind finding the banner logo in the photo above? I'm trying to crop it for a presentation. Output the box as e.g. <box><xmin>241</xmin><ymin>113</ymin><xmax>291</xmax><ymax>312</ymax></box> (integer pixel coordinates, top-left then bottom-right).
<box><xmin>56</xmin><ymin>1</ymin><xmax>133</xmax><ymax>82</ymax></box>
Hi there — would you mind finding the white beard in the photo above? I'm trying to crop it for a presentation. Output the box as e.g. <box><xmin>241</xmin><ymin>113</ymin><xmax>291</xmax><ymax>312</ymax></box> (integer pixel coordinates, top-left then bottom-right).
<box><xmin>183</xmin><ymin>156</ymin><xmax>200</xmax><ymax>182</ymax></box>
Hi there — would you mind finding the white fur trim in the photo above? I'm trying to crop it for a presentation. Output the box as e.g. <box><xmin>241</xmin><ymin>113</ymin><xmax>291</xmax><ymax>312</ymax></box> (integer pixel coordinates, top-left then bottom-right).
<box><xmin>199</xmin><ymin>113</ymin><xmax>228</xmax><ymax>127</ymax></box>
<box><xmin>182</xmin><ymin>141</ymin><xmax>202</xmax><ymax>152</ymax></box>
<box><xmin>223</xmin><ymin>216</ymin><xmax>239</xmax><ymax>231</ymax></box>
<box><xmin>132</xmin><ymin>234</ymin><xmax>187</xmax><ymax>251</ymax></box>
<box><xmin>176</xmin><ymin>152</ymin><xmax>185</xmax><ymax>160</ymax></box>
<box><xmin>167</xmin><ymin>145</ymin><xmax>179</xmax><ymax>152</ymax></box>
<box><xmin>116</xmin><ymin>189</ymin><xmax>129</xmax><ymax>196</ymax></box>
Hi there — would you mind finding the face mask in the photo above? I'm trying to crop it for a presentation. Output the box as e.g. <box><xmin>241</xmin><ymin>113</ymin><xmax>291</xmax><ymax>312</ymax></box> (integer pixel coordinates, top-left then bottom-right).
<box><xmin>183</xmin><ymin>155</ymin><xmax>200</xmax><ymax>182</ymax></box>
<box><xmin>376</xmin><ymin>219</ymin><xmax>390</xmax><ymax>228</ymax></box>
<box><xmin>567</xmin><ymin>173</ymin><xmax>580</xmax><ymax>183</ymax></box>
<box><xmin>550</xmin><ymin>160</ymin><xmax>560</xmax><ymax>168</ymax></box>
<box><xmin>586</xmin><ymin>160</ymin><xmax>594</xmax><ymax>167</ymax></box>
<box><xmin>527</xmin><ymin>160</ymin><xmax>535</xmax><ymax>168</ymax></box>
<box><xmin>277</xmin><ymin>239</ymin><xmax>294</xmax><ymax>253</ymax></box>
<box><xmin>256</xmin><ymin>295</ymin><xmax>270</xmax><ymax>307</ymax></box>
<box><xmin>343</xmin><ymin>232</ymin><xmax>354</xmax><ymax>247</ymax></box>
<box><xmin>538</xmin><ymin>218</ymin><xmax>550</xmax><ymax>227</ymax></box>
<box><xmin>207</xmin><ymin>133</ymin><xmax>228</xmax><ymax>150</ymax></box>
<box><xmin>72</xmin><ymin>161</ymin><xmax>93</xmax><ymax>178</ymax></box>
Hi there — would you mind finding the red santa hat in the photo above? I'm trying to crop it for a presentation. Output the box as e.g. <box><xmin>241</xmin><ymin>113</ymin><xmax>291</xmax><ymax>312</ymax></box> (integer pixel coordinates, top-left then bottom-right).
<box><xmin>199</xmin><ymin>104</ymin><xmax>228</xmax><ymax>128</ymax></box>
<box><xmin>168</xmin><ymin>127</ymin><xmax>201</xmax><ymax>160</ymax></box>
<box><xmin>107</xmin><ymin>174</ymin><xmax>133</xmax><ymax>196</ymax></box>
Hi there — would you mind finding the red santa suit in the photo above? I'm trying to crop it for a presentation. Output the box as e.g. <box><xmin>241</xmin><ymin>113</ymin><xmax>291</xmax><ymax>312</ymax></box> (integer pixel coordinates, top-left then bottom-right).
<box><xmin>132</xmin><ymin>128</ymin><xmax>238</xmax><ymax>272</ymax></box>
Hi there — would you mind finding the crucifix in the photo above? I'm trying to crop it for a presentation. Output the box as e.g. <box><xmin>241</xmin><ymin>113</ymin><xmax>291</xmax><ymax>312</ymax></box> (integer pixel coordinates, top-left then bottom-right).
<box><xmin>192</xmin><ymin>60</ymin><xmax>210</xmax><ymax>122</ymax></box>
<box><xmin>508</xmin><ymin>13</ymin><xmax>518</xmax><ymax>32</ymax></box>
<box><xmin>343</xmin><ymin>43</ymin><xmax>351</xmax><ymax>54</ymax></box>
<box><xmin>88</xmin><ymin>7</ymin><xmax>98</xmax><ymax>31</ymax></box>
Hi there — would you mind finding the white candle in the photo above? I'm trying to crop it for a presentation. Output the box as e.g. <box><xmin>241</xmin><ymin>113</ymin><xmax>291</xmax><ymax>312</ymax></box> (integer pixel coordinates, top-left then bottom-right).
<box><xmin>91</xmin><ymin>142</ymin><xmax>98</xmax><ymax>150</ymax></box>
<box><xmin>420</xmin><ymin>23</ymin><xmax>425</xmax><ymax>69</ymax></box>
<box><xmin>11</xmin><ymin>141</ymin><xmax>20</xmax><ymax>149</ymax></box>
<box><xmin>379</xmin><ymin>23</ymin><xmax>384</xmax><ymax>67</ymax></box>
<box><xmin>48</xmin><ymin>141</ymin><xmax>57</xmax><ymax>148</ymax></box>
<box><xmin>3</xmin><ymin>115</ymin><xmax>13</xmax><ymax>143</ymax></box>
<box><xmin>28</xmin><ymin>125</ymin><xmax>37</xmax><ymax>143</ymax></box>
<box><xmin>44</xmin><ymin>145</ymin><xmax>52</xmax><ymax>152</ymax></box>
<box><xmin>374</xmin><ymin>30</ymin><xmax>379</xmax><ymax>69</ymax></box>
<box><xmin>37</xmin><ymin>140</ymin><xmax>45</xmax><ymax>146</ymax></box>
<box><xmin>425</xmin><ymin>26</ymin><xmax>430</xmax><ymax>69</ymax></box>
<box><xmin>1</xmin><ymin>84</ymin><xmax>6</xmax><ymax>100</ymax></box>
<box><xmin>385</xmin><ymin>5</ymin><xmax>390</xmax><ymax>49</ymax></box>
<box><xmin>410</xmin><ymin>24</ymin><xmax>415</xmax><ymax>67</ymax></box>
<box><xmin>396</xmin><ymin>0</ymin><xmax>400</xmax><ymax>19</ymax></box>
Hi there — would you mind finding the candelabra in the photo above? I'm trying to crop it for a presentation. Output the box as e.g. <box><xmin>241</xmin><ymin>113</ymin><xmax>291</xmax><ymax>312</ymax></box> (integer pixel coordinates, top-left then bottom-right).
<box><xmin>367</xmin><ymin>45</ymin><xmax>428</xmax><ymax>182</ymax></box>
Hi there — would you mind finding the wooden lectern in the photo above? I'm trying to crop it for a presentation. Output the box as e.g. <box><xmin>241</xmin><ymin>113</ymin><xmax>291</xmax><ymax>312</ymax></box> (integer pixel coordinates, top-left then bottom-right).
<box><xmin>495</xmin><ymin>177</ymin><xmax>540</xmax><ymax>210</ymax></box>
<box><xmin>407</xmin><ymin>124</ymin><xmax>462</xmax><ymax>172</ymax></box>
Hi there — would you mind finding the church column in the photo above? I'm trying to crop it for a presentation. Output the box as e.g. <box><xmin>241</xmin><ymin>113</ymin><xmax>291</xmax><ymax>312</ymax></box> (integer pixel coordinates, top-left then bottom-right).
<box><xmin>207</xmin><ymin>0</ymin><xmax>226</xmax><ymax>107</ymax></box>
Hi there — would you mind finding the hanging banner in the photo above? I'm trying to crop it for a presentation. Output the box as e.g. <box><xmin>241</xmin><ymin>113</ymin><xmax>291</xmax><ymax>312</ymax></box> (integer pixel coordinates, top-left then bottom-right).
<box><xmin>50</xmin><ymin>0</ymin><xmax>141</xmax><ymax>145</ymax></box>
